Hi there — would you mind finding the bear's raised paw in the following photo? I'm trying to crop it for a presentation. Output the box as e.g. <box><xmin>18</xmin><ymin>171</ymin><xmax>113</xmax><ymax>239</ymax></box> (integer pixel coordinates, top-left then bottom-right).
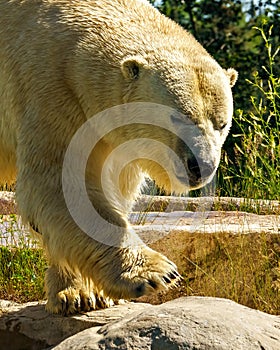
<box><xmin>102</xmin><ymin>247</ymin><xmax>182</xmax><ymax>300</ymax></box>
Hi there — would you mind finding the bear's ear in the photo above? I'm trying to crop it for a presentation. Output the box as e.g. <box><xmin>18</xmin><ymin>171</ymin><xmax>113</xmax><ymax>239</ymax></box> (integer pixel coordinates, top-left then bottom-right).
<box><xmin>121</xmin><ymin>56</ymin><xmax>148</xmax><ymax>80</ymax></box>
<box><xmin>224</xmin><ymin>68</ymin><xmax>238</xmax><ymax>88</ymax></box>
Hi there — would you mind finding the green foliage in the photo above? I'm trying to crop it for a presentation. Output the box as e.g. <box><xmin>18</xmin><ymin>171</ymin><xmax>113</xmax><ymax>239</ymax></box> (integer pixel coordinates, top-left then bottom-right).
<box><xmin>218</xmin><ymin>25</ymin><xmax>280</xmax><ymax>199</ymax></box>
<box><xmin>151</xmin><ymin>0</ymin><xmax>279</xmax><ymax>111</ymax></box>
<box><xmin>0</xmin><ymin>246</ymin><xmax>47</xmax><ymax>302</ymax></box>
<box><xmin>0</xmin><ymin>214</ymin><xmax>46</xmax><ymax>302</ymax></box>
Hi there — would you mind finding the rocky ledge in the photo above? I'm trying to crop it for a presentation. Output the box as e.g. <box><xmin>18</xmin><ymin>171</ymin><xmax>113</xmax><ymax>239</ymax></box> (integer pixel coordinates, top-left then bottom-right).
<box><xmin>0</xmin><ymin>297</ymin><xmax>280</xmax><ymax>350</ymax></box>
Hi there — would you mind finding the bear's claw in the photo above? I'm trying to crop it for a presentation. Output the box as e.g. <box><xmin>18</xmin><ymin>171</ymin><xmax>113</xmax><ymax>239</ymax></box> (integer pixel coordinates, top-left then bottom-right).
<box><xmin>163</xmin><ymin>276</ymin><xmax>172</xmax><ymax>284</ymax></box>
<box><xmin>168</xmin><ymin>271</ymin><xmax>180</xmax><ymax>280</ymax></box>
<box><xmin>46</xmin><ymin>288</ymin><xmax>113</xmax><ymax>315</ymax></box>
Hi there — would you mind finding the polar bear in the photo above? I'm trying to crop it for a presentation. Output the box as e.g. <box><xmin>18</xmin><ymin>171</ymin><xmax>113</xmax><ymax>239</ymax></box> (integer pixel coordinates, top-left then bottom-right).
<box><xmin>0</xmin><ymin>0</ymin><xmax>237</xmax><ymax>314</ymax></box>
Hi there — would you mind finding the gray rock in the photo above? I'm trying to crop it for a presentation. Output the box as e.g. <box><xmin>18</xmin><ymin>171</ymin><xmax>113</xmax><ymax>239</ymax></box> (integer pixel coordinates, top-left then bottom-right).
<box><xmin>0</xmin><ymin>299</ymin><xmax>148</xmax><ymax>349</ymax></box>
<box><xmin>1</xmin><ymin>297</ymin><xmax>279</xmax><ymax>350</ymax></box>
<box><xmin>53</xmin><ymin>297</ymin><xmax>280</xmax><ymax>350</ymax></box>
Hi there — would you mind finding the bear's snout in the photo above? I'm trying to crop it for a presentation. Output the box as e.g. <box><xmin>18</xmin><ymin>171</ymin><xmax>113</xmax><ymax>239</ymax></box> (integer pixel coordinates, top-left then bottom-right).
<box><xmin>175</xmin><ymin>137</ymin><xmax>217</xmax><ymax>188</ymax></box>
<box><xmin>186</xmin><ymin>156</ymin><xmax>216</xmax><ymax>184</ymax></box>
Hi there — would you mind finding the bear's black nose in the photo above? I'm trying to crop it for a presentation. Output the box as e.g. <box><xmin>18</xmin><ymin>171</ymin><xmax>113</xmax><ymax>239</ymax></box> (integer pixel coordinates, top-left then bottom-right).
<box><xmin>187</xmin><ymin>156</ymin><xmax>215</xmax><ymax>180</ymax></box>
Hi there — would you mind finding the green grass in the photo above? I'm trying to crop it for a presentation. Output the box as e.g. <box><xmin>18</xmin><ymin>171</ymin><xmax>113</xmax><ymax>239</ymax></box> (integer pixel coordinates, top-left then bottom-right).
<box><xmin>0</xmin><ymin>214</ymin><xmax>47</xmax><ymax>302</ymax></box>
<box><xmin>0</xmin><ymin>246</ymin><xmax>47</xmax><ymax>302</ymax></box>
<box><xmin>218</xmin><ymin>25</ymin><xmax>280</xmax><ymax>200</ymax></box>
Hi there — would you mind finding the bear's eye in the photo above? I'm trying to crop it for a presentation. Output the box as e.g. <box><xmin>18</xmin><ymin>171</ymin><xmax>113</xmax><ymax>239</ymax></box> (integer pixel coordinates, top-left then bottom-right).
<box><xmin>215</xmin><ymin>121</ymin><xmax>227</xmax><ymax>131</ymax></box>
<box><xmin>130</xmin><ymin>63</ymin><xmax>140</xmax><ymax>79</ymax></box>
<box><xmin>219</xmin><ymin>122</ymin><xmax>227</xmax><ymax>130</ymax></box>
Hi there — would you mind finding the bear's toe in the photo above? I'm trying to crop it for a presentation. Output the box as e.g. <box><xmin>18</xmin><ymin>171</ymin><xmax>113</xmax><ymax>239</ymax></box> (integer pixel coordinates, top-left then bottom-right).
<box><xmin>46</xmin><ymin>288</ymin><xmax>99</xmax><ymax>315</ymax></box>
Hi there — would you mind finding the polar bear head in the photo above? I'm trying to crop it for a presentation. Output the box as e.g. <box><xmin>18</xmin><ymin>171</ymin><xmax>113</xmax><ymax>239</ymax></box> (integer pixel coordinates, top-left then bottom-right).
<box><xmin>117</xmin><ymin>52</ymin><xmax>237</xmax><ymax>193</ymax></box>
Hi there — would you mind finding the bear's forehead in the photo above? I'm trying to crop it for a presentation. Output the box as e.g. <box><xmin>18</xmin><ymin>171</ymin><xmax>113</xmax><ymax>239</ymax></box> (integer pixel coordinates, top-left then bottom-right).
<box><xmin>155</xmin><ymin>57</ymin><xmax>227</xmax><ymax>94</ymax></box>
<box><xmin>158</xmin><ymin>65</ymin><xmax>232</xmax><ymax>119</ymax></box>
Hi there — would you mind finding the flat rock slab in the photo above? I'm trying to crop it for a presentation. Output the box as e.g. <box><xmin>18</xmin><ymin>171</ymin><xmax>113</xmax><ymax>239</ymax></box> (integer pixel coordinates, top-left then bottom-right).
<box><xmin>1</xmin><ymin>192</ymin><xmax>279</xmax><ymax>215</ymax></box>
<box><xmin>1</xmin><ymin>297</ymin><xmax>280</xmax><ymax>350</ymax></box>
<box><xmin>134</xmin><ymin>195</ymin><xmax>280</xmax><ymax>214</ymax></box>
<box><xmin>132</xmin><ymin>210</ymin><xmax>280</xmax><ymax>244</ymax></box>
<box><xmin>1</xmin><ymin>192</ymin><xmax>279</xmax><ymax>247</ymax></box>
<box><xmin>1</xmin><ymin>193</ymin><xmax>279</xmax><ymax>247</ymax></box>
<box><xmin>1</xmin><ymin>210</ymin><xmax>279</xmax><ymax>247</ymax></box>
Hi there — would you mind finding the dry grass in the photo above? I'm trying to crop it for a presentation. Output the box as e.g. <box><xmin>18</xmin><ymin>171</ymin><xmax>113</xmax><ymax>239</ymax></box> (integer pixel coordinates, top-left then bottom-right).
<box><xmin>138</xmin><ymin>230</ymin><xmax>280</xmax><ymax>315</ymax></box>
